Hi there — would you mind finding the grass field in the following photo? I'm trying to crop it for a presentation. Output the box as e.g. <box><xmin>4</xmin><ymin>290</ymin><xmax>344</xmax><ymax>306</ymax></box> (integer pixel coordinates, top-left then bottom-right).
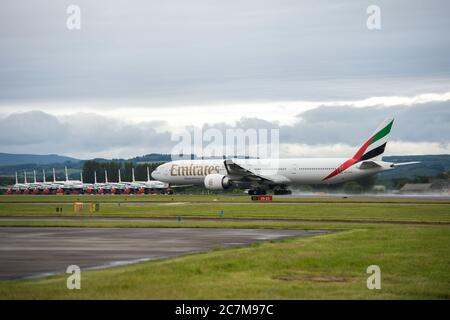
<box><xmin>0</xmin><ymin>195</ymin><xmax>449</xmax><ymax>299</ymax></box>
<box><xmin>0</xmin><ymin>202</ymin><xmax>449</xmax><ymax>224</ymax></box>
<box><xmin>1</xmin><ymin>194</ymin><xmax>450</xmax><ymax>204</ymax></box>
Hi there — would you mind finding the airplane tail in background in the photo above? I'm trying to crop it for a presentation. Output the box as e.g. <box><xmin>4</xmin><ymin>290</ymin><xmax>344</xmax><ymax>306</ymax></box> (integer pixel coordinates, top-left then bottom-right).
<box><xmin>132</xmin><ymin>168</ymin><xmax>136</xmax><ymax>182</ymax></box>
<box><xmin>15</xmin><ymin>172</ymin><xmax>18</xmax><ymax>185</ymax></box>
<box><xmin>94</xmin><ymin>171</ymin><xmax>98</xmax><ymax>184</ymax></box>
<box><xmin>352</xmin><ymin>118</ymin><xmax>394</xmax><ymax>162</ymax></box>
<box><xmin>43</xmin><ymin>170</ymin><xmax>46</xmax><ymax>183</ymax></box>
<box><xmin>65</xmin><ymin>167</ymin><xmax>69</xmax><ymax>182</ymax></box>
<box><xmin>23</xmin><ymin>170</ymin><xmax>27</xmax><ymax>184</ymax></box>
<box><xmin>53</xmin><ymin>168</ymin><xmax>56</xmax><ymax>183</ymax></box>
<box><xmin>118</xmin><ymin>169</ymin><xmax>122</xmax><ymax>183</ymax></box>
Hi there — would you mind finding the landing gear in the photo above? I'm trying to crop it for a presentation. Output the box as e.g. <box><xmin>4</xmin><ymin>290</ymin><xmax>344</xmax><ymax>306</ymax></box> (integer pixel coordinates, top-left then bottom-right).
<box><xmin>248</xmin><ymin>188</ymin><xmax>266</xmax><ymax>195</ymax></box>
<box><xmin>273</xmin><ymin>189</ymin><xmax>292</xmax><ymax>195</ymax></box>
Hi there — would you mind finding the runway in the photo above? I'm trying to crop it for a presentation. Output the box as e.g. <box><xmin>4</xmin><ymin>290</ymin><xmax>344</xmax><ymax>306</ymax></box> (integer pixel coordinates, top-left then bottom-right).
<box><xmin>0</xmin><ymin>227</ymin><xmax>328</xmax><ymax>280</ymax></box>
<box><xmin>1</xmin><ymin>216</ymin><xmax>448</xmax><ymax>225</ymax></box>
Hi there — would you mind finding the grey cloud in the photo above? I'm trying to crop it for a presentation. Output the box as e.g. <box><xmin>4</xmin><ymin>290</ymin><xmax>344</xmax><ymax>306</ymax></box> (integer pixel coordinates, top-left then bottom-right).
<box><xmin>1</xmin><ymin>0</ymin><xmax>450</xmax><ymax>106</ymax></box>
<box><xmin>282</xmin><ymin>102</ymin><xmax>450</xmax><ymax>145</ymax></box>
<box><xmin>0</xmin><ymin>101</ymin><xmax>448</xmax><ymax>158</ymax></box>
<box><xmin>0</xmin><ymin>111</ymin><xmax>68</xmax><ymax>145</ymax></box>
<box><xmin>200</xmin><ymin>102</ymin><xmax>450</xmax><ymax>146</ymax></box>
<box><xmin>0</xmin><ymin>111</ymin><xmax>172</xmax><ymax>158</ymax></box>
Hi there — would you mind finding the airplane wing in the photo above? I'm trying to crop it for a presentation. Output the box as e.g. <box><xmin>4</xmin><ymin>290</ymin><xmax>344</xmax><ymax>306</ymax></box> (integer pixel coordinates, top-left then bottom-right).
<box><xmin>170</xmin><ymin>184</ymin><xmax>195</xmax><ymax>188</ymax></box>
<box><xmin>224</xmin><ymin>159</ymin><xmax>289</xmax><ymax>184</ymax></box>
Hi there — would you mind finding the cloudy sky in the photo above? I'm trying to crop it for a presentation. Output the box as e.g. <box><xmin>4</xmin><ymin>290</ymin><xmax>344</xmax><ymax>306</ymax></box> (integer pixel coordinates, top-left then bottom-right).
<box><xmin>0</xmin><ymin>0</ymin><xmax>449</xmax><ymax>159</ymax></box>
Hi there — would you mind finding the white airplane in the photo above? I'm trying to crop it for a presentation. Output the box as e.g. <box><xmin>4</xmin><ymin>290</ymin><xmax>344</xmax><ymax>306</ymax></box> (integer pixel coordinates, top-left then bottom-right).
<box><xmin>6</xmin><ymin>171</ymin><xmax>30</xmax><ymax>194</ymax></box>
<box><xmin>28</xmin><ymin>170</ymin><xmax>43</xmax><ymax>194</ymax></box>
<box><xmin>152</xmin><ymin>118</ymin><xmax>419</xmax><ymax>195</ymax></box>
<box><xmin>51</xmin><ymin>167</ymin><xmax>84</xmax><ymax>193</ymax></box>
<box><xmin>84</xmin><ymin>171</ymin><xmax>108</xmax><ymax>194</ymax></box>
<box><xmin>142</xmin><ymin>167</ymin><xmax>171</xmax><ymax>193</ymax></box>
<box><xmin>26</xmin><ymin>169</ymin><xmax>57</xmax><ymax>194</ymax></box>
<box><xmin>39</xmin><ymin>169</ymin><xmax>55</xmax><ymax>194</ymax></box>
<box><xmin>110</xmin><ymin>169</ymin><xmax>129</xmax><ymax>194</ymax></box>
<box><xmin>116</xmin><ymin>167</ymin><xmax>170</xmax><ymax>194</ymax></box>
<box><xmin>7</xmin><ymin>170</ymin><xmax>53</xmax><ymax>194</ymax></box>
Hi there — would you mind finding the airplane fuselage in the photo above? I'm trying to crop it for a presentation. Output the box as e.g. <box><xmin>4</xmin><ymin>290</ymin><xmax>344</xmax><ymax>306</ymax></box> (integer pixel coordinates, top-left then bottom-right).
<box><xmin>152</xmin><ymin>158</ymin><xmax>393</xmax><ymax>186</ymax></box>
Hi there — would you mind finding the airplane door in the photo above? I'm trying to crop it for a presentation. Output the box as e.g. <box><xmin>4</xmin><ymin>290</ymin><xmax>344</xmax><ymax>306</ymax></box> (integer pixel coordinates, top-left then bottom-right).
<box><xmin>289</xmin><ymin>163</ymin><xmax>297</xmax><ymax>177</ymax></box>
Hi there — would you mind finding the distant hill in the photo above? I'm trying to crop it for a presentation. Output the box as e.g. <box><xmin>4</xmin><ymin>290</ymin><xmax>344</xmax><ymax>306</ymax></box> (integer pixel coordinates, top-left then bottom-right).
<box><xmin>378</xmin><ymin>154</ymin><xmax>450</xmax><ymax>182</ymax></box>
<box><xmin>0</xmin><ymin>153</ymin><xmax>81</xmax><ymax>166</ymax></box>
<box><xmin>129</xmin><ymin>153</ymin><xmax>172</xmax><ymax>163</ymax></box>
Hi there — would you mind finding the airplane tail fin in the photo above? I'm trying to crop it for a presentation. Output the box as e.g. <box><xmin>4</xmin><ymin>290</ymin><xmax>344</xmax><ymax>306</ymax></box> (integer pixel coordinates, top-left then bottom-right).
<box><xmin>147</xmin><ymin>167</ymin><xmax>150</xmax><ymax>182</ymax></box>
<box><xmin>42</xmin><ymin>170</ymin><xmax>46</xmax><ymax>183</ymax></box>
<box><xmin>132</xmin><ymin>168</ymin><xmax>136</xmax><ymax>182</ymax></box>
<box><xmin>94</xmin><ymin>171</ymin><xmax>97</xmax><ymax>184</ymax></box>
<box><xmin>118</xmin><ymin>169</ymin><xmax>122</xmax><ymax>183</ymax></box>
<box><xmin>65</xmin><ymin>167</ymin><xmax>69</xmax><ymax>182</ymax></box>
<box><xmin>33</xmin><ymin>170</ymin><xmax>37</xmax><ymax>184</ymax></box>
<box><xmin>53</xmin><ymin>168</ymin><xmax>56</xmax><ymax>183</ymax></box>
<box><xmin>352</xmin><ymin>118</ymin><xmax>394</xmax><ymax>162</ymax></box>
<box><xmin>24</xmin><ymin>170</ymin><xmax>27</xmax><ymax>184</ymax></box>
<box><xmin>105</xmin><ymin>170</ymin><xmax>108</xmax><ymax>183</ymax></box>
<box><xmin>80</xmin><ymin>172</ymin><xmax>83</xmax><ymax>183</ymax></box>
<box><xmin>15</xmin><ymin>172</ymin><xmax>18</xmax><ymax>185</ymax></box>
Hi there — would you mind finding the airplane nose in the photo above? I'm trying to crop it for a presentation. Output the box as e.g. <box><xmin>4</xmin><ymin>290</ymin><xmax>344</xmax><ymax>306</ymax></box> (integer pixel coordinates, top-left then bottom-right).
<box><xmin>151</xmin><ymin>170</ymin><xmax>159</xmax><ymax>180</ymax></box>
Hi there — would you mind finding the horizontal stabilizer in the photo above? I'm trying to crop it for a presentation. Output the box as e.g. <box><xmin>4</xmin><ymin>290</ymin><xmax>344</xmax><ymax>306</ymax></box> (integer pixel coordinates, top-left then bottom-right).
<box><xmin>391</xmin><ymin>161</ymin><xmax>421</xmax><ymax>167</ymax></box>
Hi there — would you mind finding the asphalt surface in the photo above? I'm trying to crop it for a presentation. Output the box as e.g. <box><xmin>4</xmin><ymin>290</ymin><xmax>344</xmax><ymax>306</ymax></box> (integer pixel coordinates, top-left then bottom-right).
<box><xmin>1</xmin><ymin>216</ymin><xmax>448</xmax><ymax>225</ymax></box>
<box><xmin>0</xmin><ymin>227</ymin><xmax>327</xmax><ymax>280</ymax></box>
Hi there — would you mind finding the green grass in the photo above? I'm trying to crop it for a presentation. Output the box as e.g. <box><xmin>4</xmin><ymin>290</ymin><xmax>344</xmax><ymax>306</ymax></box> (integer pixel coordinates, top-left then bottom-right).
<box><xmin>0</xmin><ymin>202</ymin><xmax>449</xmax><ymax>223</ymax></box>
<box><xmin>0</xmin><ymin>197</ymin><xmax>449</xmax><ymax>299</ymax></box>
<box><xmin>0</xmin><ymin>224</ymin><xmax>448</xmax><ymax>299</ymax></box>
<box><xmin>1</xmin><ymin>194</ymin><xmax>449</xmax><ymax>204</ymax></box>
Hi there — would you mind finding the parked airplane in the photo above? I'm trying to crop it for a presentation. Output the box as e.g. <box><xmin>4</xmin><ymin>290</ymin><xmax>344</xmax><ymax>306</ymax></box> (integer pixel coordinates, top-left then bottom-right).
<box><xmin>84</xmin><ymin>171</ymin><xmax>108</xmax><ymax>194</ymax></box>
<box><xmin>110</xmin><ymin>169</ymin><xmax>128</xmax><ymax>194</ymax></box>
<box><xmin>51</xmin><ymin>167</ymin><xmax>84</xmax><ymax>193</ymax></box>
<box><xmin>6</xmin><ymin>172</ymin><xmax>30</xmax><ymax>194</ymax></box>
<box><xmin>29</xmin><ymin>170</ymin><xmax>43</xmax><ymax>194</ymax></box>
<box><xmin>152</xmin><ymin>118</ymin><xmax>418</xmax><ymax>195</ymax></box>
<box><xmin>80</xmin><ymin>168</ymin><xmax>171</xmax><ymax>195</ymax></box>
<box><xmin>39</xmin><ymin>169</ymin><xmax>55</xmax><ymax>194</ymax></box>
<box><xmin>129</xmin><ymin>167</ymin><xmax>170</xmax><ymax>194</ymax></box>
<box><xmin>111</xmin><ymin>167</ymin><xmax>170</xmax><ymax>194</ymax></box>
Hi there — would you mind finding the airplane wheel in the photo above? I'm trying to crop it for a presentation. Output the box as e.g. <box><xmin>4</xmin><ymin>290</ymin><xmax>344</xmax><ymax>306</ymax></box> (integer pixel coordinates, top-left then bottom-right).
<box><xmin>248</xmin><ymin>189</ymin><xmax>266</xmax><ymax>195</ymax></box>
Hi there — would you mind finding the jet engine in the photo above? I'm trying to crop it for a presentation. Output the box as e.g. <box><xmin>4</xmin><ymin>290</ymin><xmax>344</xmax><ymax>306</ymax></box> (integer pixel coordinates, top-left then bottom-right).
<box><xmin>204</xmin><ymin>174</ymin><xmax>231</xmax><ymax>190</ymax></box>
<box><xmin>124</xmin><ymin>187</ymin><xmax>132</xmax><ymax>194</ymax></box>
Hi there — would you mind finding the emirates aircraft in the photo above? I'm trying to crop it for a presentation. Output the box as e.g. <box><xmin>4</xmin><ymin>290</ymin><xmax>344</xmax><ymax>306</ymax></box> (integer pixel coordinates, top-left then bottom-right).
<box><xmin>152</xmin><ymin>118</ymin><xmax>418</xmax><ymax>195</ymax></box>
